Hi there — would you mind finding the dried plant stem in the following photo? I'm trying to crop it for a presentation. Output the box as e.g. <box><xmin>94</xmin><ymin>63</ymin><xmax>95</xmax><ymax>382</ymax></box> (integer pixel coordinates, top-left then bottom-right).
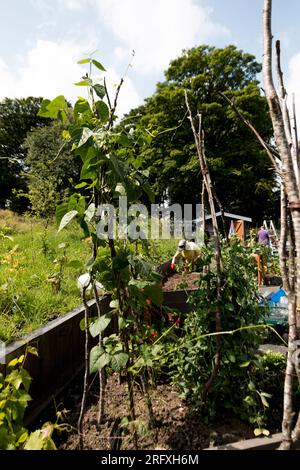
<box><xmin>93</xmin><ymin>284</ymin><xmax>106</xmax><ymax>425</ymax></box>
<box><xmin>185</xmin><ymin>90</ymin><xmax>223</xmax><ymax>402</ymax></box>
<box><xmin>124</xmin><ymin>334</ymin><xmax>138</xmax><ymax>449</ymax></box>
<box><xmin>77</xmin><ymin>286</ymin><xmax>90</xmax><ymax>449</ymax></box>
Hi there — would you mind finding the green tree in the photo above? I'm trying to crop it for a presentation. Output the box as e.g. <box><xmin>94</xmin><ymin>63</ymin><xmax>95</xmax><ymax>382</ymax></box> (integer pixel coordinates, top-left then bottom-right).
<box><xmin>0</xmin><ymin>97</ymin><xmax>47</xmax><ymax>212</ymax></box>
<box><xmin>123</xmin><ymin>45</ymin><xmax>278</xmax><ymax>223</ymax></box>
<box><xmin>23</xmin><ymin>121</ymin><xmax>81</xmax><ymax>218</ymax></box>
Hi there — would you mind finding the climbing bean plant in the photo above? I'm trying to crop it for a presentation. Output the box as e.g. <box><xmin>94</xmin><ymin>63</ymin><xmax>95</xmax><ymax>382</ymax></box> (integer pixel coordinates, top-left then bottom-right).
<box><xmin>38</xmin><ymin>57</ymin><xmax>166</xmax><ymax>449</ymax></box>
<box><xmin>169</xmin><ymin>238</ymin><xmax>270</xmax><ymax>430</ymax></box>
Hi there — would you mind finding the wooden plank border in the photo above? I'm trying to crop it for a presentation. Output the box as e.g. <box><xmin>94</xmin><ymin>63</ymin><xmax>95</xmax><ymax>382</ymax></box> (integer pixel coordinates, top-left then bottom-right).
<box><xmin>205</xmin><ymin>432</ymin><xmax>300</xmax><ymax>450</ymax></box>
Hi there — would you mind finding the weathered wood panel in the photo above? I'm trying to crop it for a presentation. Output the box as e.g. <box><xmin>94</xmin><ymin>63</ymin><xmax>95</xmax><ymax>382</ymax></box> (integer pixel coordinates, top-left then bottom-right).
<box><xmin>1</xmin><ymin>298</ymin><xmax>112</xmax><ymax>424</ymax></box>
<box><xmin>163</xmin><ymin>290</ymin><xmax>194</xmax><ymax>313</ymax></box>
<box><xmin>205</xmin><ymin>432</ymin><xmax>300</xmax><ymax>450</ymax></box>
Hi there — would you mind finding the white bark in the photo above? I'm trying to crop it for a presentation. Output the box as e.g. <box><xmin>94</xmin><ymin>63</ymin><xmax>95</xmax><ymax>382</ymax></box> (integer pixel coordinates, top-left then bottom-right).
<box><xmin>263</xmin><ymin>0</ymin><xmax>300</xmax><ymax>450</ymax></box>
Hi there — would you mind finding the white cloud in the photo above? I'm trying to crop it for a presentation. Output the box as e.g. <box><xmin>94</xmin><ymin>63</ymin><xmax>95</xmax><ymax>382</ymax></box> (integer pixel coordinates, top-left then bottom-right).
<box><xmin>32</xmin><ymin>0</ymin><xmax>88</xmax><ymax>13</ymax></box>
<box><xmin>62</xmin><ymin>0</ymin><xmax>86</xmax><ymax>10</ymax></box>
<box><xmin>56</xmin><ymin>0</ymin><xmax>89</xmax><ymax>11</ymax></box>
<box><xmin>0</xmin><ymin>40</ymin><xmax>141</xmax><ymax>115</ymax></box>
<box><xmin>287</xmin><ymin>51</ymin><xmax>300</xmax><ymax>121</ymax></box>
<box><xmin>0</xmin><ymin>40</ymin><xmax>87</xmax><ymax>102</ymax></box>
<box><xmin>59</xmin><ymin>0</ymin><xmax>230</xmax><ymax>74</ymax></box>
<box><xmin>95</xmin><ymin>0</ymin><xmax>230</xmax><ymax>73</ymax></box>
<box><xmin>0</xmin><ymin>59</ymin><xmax>15</xmax><ymax>98</ymax></box>
<box><xmin>104</xmin><ymin>68</ymin><xmax>141</xmax><ymax>117</ymax></box>
<box><xmin>1</xmin><ymin>0</ymin><xmax>230</xmax><ymax>115</ymax></box>
<box><xmin>30</xmin><ymin>0</ymin><xmax>55</xmax><ymax>14</ymax></box>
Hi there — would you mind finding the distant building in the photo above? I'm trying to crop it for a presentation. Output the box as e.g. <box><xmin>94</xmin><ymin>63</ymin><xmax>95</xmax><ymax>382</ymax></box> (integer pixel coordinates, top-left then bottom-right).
<box><xmin>193</xmin><ymin>212</ymin><xmax>252</xmax><ymax>242</ymax></box>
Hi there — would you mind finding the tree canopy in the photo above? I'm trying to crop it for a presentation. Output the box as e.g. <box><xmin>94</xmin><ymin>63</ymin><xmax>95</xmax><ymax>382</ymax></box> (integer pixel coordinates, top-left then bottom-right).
<box><xmin>123</xmin><ymin>45</ymin><xmax>278</xmax><ymax>223</ymax></box>
<box><xmin>0</xmin><ymin>97</ymin><xmax>47</xmax><ymax>211</ymax></box>
<box><xmin>22</xmin><ymin>121</ymin><xmax>81</xmax><ymax>218</ymax></box>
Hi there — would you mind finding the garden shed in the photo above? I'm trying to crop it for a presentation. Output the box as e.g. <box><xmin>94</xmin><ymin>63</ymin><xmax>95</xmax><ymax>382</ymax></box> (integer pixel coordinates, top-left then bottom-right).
<box><xmin>194</xmin><ymin>212</ymin><xmax>252</xmax><ymax>242</ymax></box>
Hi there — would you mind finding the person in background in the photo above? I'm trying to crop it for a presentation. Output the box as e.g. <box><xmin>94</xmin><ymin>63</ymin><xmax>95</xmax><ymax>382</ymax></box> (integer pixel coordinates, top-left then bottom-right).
<box><xmin>171</xmin><ymin>239</ymin><xmax>202</xmax><ymax>272</ymax></box>
<box><xmin>257</xmin><ymin>226</ymin><xmax>270</xmax><ymax>246</ymax></box>
<box><xmin>253</xmin><ymin>226</ymin><xmax>270</xmax><ymax>285</ymax></box>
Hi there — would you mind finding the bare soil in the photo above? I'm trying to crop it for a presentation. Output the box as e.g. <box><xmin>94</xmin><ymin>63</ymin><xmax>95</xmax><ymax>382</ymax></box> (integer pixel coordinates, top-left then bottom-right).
<box><xmin>162</xmin><ymin>272</ymin><xmax>201</xmax><ymax>291</ymax></box>
<box><xmin>54</xmin><ymin>373</ymin><xmax>263</xmax><ymax>451</ymax></box>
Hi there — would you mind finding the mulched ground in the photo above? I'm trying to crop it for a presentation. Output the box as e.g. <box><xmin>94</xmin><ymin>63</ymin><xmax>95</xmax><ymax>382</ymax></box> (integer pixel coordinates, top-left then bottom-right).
<box><xmin>162</xmin><ymin>272</ymin><xmax>201</xmax><ymax>291</ymax></box>
<box><xmin>55</xmin><ymin>373</ymin><xmax>258</xmax><ymax>451</ymax></box>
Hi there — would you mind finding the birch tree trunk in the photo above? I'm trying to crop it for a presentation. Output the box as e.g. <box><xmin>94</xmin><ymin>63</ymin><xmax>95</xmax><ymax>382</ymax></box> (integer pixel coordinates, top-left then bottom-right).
<box><xmin>263</xmin><ymin>0</ymin><xmax>300</xmax><ymax>450</ymax></box>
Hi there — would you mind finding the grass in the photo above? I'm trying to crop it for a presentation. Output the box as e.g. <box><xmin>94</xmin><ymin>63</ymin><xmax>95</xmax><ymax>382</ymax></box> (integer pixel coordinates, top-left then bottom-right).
<box><xmin>0</xmin><ymin>210</ymin><xmax>90</xmax><ymax>343</ymax></box>
<box><xmin>146</xmin><ymin>238</ymin><xmax>179</xmax><ymax>266</ymax></box>
<box><xmin>0</xmin><ymin>211</ymin><xmax>181</xmax><ymax>344</ymax></box>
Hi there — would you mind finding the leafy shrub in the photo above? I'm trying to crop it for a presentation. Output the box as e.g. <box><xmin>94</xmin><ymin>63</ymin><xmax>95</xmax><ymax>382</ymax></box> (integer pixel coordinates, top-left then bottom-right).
<box><xmin>169</xmin><ymin>238</ymin><xmax>270</xmax><ymax>427</ymax></box>
<box><xmin>253</xmin><ymin>243</ymin><xmax>281</xmax><ymax>276</ymax></box>
<box><xmin>242</xmin><ymin>351</ymin><xmax>286</xmax><ymax>431</ymax></box>
<box><xmin>0</xmin><ymin>349</ymin><xmax>57</xmax><ymax>450</ymax></box>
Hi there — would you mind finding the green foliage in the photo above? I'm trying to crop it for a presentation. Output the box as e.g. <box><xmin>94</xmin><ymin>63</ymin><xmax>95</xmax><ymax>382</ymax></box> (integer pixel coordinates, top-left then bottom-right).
<box><xmin>58</xmin><ymin>211</ymin><xmax>79</xmax><ymax>232</ymax></box>
<box><xmin>122</xmin><ymin>45</ymin><xmax>278</xmax><ymax>223</ymax></box>
<box><xmin>24</xmin><ymin>175</ymin><xmax>61</xmax><ymax>222</ymax></box>
<box><xmin>36</xmin><ymin>60</ymin><xmax>181</xmax><ymax>450</ymax></box>
<box><xmin>242</xmin><ymin>351</ymin><xmax>286</xmax><ymax>431</ymax></box>
<box><xmin>89</xmin><ymin>334</ymin><xmax>129</xmax><ymax>373</ymax></box>
<box><xmin>170</xmin><ymin>238</ymin><xmax>269</xmax><ymax>427</ymax></box>
<box><xmin>130</xmin><ymin>343</ymin><xmax>164</xmax><ymax>373</ymax></box>
<box><xmin>0</xmin><ymin>350</ymin><xmax>56</xmax><ymax>450</ymax></box>
<box><xmin>89</xmin><ymin>314</ymin><xmax>112</xmax><ymax>338</ymax></box>
<box><xmin>147</xmin><ymin>239</ymin><xmax>179</xmax><ymax>265</ymax></box>
<box><xmin>77</xmin><ymin>57</ymin><xmax>106</xmax><ymax>72</ymax></box>
<box><xmin>47</xmin><ymin>243</ymin><xmax>69</xmax><ymax>293</ymax></box>
<box><xmin>22</xmin><ymin>121</ymin><xmax>81</xmax><ymax>219</ymax></box>
<box><xmin>0</xmin><ymin>211</ymin><xmax>90</xmax><ymax>342</ymax></box>
<box><xmin>38</xmin><ymin>96</ymin><xmax>69</xmax><ymax>124</ymax></box>
<box><xmin>0</xmin><ymin>97</ymin><xmax>49</xmax><ymax>212</ymax></box>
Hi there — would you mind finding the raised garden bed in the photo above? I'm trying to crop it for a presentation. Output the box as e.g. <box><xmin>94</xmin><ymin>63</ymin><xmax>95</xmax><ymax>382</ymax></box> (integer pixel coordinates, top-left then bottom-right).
<box><xmin>1</xmin><ymin>276</ymin><xmax>289</xmax><ymax>426</ymax></box>
<box><xmin>0</xmin><ymin>289</ymin><xmax>194</xmax><ymax>424</ymax></box>
<box><xmin>34</xmin><ymin>365</ymin><xmax>298</xmax><ymax>451</ymax></box>
<box><xmin>1</xmin><ymin>273</ymin><xmax>292</xmax><ymax>450</ymax></box>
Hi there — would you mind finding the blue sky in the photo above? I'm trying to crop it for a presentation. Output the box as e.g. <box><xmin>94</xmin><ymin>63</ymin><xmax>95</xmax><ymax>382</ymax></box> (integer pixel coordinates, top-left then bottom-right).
<box><xmin>1</xmin><ymin>0</ymin><xmax>300</xmax><ymax>116</ymax></box>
